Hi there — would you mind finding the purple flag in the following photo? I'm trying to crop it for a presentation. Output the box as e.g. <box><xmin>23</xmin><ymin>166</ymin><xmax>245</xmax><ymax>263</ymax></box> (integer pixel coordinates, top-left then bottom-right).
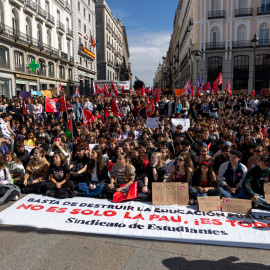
<box><xmin>195</xmin><ymin>75</ymin><xmax>200</xmax><ymax>86</ymax></box>
<box><xmin>200</xmin><ymin>75</ymin><xmax>203</xmax><ymax>88</ymax></box>
<box><xmin>19</xmin><ymin>91</ymin><xmax>31</xmax><ymax>99</ymax></box>
<box><xmin>209</xmin><ymin>83</ymin><xmax>212</xmax><ymax>96</ymax></box>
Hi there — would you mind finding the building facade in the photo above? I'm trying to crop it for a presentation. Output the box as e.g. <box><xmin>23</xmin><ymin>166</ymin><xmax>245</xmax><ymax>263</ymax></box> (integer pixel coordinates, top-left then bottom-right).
<box><xmin>95</xmin><ymin>0</ymin><xmax>130</xmax><ymax>82</ymax></box>
<box><xmin>0</xmin><ymin>0</ymin><xmax>75</xmax><ymax>97</ymax></box>
<box><xmin>72</xmin><ymin>0</ymin><xmax>97</xmax><ymax>96</ymax></box>
<box><xmin>163</xmin><ymin>0</ymin><xmax>270</xmax><ymax>94</ymax></box>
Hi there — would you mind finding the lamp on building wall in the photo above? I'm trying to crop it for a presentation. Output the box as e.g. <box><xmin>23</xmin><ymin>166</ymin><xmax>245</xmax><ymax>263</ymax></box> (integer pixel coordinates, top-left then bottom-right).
<box><xmin>195</xmin><ymin>50</ymin><xmax>201</xmax><ymax>81</ymax></box>
<box><xmin>251</xmin><ymin>33</ymin><xmax>259</xmax><ymax>94</ymax></box>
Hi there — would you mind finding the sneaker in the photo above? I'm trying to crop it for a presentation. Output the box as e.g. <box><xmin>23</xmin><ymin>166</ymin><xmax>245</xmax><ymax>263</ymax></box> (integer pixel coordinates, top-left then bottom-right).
<box><xmin>137</xmin><ymin>193</ymin><xmax>148</xmax><ymax>199</ymax></box>
<box><xmin>12</xmin><ymin>195</ymin><xmax>19</xmax><ymax>201</ymax></box>
<box><xmin>189</xmin><ymin>198</ymin><xmax>195</xmax><ymax>205</ymax></box>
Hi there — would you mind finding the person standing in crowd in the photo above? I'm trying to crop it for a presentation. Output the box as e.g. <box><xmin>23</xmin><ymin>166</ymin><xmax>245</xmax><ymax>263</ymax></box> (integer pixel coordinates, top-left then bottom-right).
<box><xmin>72</xmin><ymin>97</ymin><xmax>83</xmax><ymax>123</ymax></box>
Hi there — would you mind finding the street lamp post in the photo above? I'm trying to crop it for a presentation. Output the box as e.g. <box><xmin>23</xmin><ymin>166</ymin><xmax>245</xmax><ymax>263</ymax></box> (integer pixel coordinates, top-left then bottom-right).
<box><xmin>251</xmin><ymin>33</ymin><xmax>259</xmax><ymax>94</ymax></box>
<box><xmin>195</xmin><ymin>50</ymin><xmax>201</xmax><ymax>82</ymax></box>
<box><xmin>130</xmin><ymin>73</ymin><xmax>133</xmax><ymax>90</ymax></box>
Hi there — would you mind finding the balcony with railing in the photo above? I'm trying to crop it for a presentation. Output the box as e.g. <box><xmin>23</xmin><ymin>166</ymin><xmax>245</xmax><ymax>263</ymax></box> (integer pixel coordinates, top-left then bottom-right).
<box><xmin>205</xmin><ymin>41</ymin><xmax>226</xmax><ymax>50</ymax></box>
<box><xmin>15</xmin><ymin>64</ymin><xmax>24</xmax><ymax>72</ymax></box>
<box><xmin>59</xmin><ymin>73</ymin><xmax>65</xmax><ymax>80</ymax></box>
<box><xmin>65</xmin><ymin>1</ymin><xmax>71</xmax><ymax>11</ymax></box>
<box><xmin>56</xmin><ymin>21</ymin><xmax>65</xmax><ymax>33</ymax></box>
<box><xmin>257</xmin><ymin>6</ymin><xmax>270</xmax><ymax>15</ymax></box>
<box><xmin>39</xmin><ymin>69</ymin><xmax>46</xmax><ymax>76</ymax></box>
<box><xmin>48</xmin><ymin>71</ymin><xmax>54</xmax><ymax>78</ymax></box>
<box><xmin>0</xmin><ymin>60</ymin><xmax>10</xmax><ymax>69</ymax></box>
<box><xmin>208</xmin><ymin>10</ymin><xmax>226</xmax><ymax>19</ymax></box>
<box><xmin>9</xmin><ymin>0</ymin><xmax>24</xmax><ymax>7</ymax></box>
<box><xmin>56</xmin><ymin>0</ymin><xmax>65</xmax><ymax>6</ymax></box>
<box><xmin>24</xmin><ymin>0</ymin><xmax>36</xmax><ymax>15</ymax></box>
<box><xmin>66</xmin><ymin>28</ymin><xmax>73</xmax><ymax>38</ymax></box>
<box><xmin>37</xmin><ymin>5</ymin><xmax>46</xmax><ymax>20</ymax></box>
<box><xmin>258</xmin><ymin>39</ymin><xmax>270</xmax><ymax>47</ymax></box>
<box><xmin>46</xmin><ymin>13</ymin><xmax>55</xmax><ymax>25</ymax></box>
<box><xmin>232</xmin><ymin>40</ymin><xmax>252</xmax><ymax>49</ymax></box>
<box><xmin>107</xmin><ymin>41</ymin><xmax>114</xmax><ymax>50</ymax></box>
<box><xmin>61</xmin><ymin>51</ymin><xmax>68</xmax><ymax>61</ymax></box>
<box><xmin>108</xmin><ymin>60</ymin><xmax>113</xmax><ymax>66</ymax></box>
<box><xmin>235</xmin><ymin>8</ymin><xmax>253</xmax><ymax>17</ymax></box>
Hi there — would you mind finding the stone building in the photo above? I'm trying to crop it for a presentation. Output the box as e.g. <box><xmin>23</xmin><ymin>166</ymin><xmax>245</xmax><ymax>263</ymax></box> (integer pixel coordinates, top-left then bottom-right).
<box><xmin>0</xmin><ymin>0</ymin><xmax>75</xmax><ymax>97</ymax></box>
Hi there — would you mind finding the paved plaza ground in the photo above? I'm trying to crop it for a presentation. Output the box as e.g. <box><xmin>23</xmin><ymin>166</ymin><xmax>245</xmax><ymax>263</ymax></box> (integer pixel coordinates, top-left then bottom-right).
<box><xmin>0</xmin><ymin>197</ymin><xmax>270</xmax><ymax>270</ymax></box>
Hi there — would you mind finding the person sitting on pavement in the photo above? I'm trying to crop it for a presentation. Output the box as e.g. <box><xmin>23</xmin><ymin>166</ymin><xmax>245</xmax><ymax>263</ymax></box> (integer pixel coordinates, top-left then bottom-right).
<box><xmin>217</xmin><ymin>150</ymin><xmax>248</xmax><ymax>199</ymax></box>
<box><xmin>242</xmin><ymin>155</ymin><xmax>270</xmax><ymax>209</ymax></box>
<box><xmin>189</xmin><ymin>161</ymin><xmax>223</xmax><ymax>205</ymax></box>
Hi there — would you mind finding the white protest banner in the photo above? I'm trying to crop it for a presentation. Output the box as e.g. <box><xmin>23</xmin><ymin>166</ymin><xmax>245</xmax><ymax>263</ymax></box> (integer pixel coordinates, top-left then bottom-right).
<box><xmin>1</xmin><ymin>195</ymin><xmax>270</xmax><ymax>249</ymax></box>
<box><xmin>171</xmin><ymin>118</ymin><xmax>190</xmax><ymax>132</ymax></box>
<box><xmin>146</xmin><ymin>118</ymin><xmax>159</xmax><ymax>129</ymax></box>
<box><xmin>89</xmin><ymin>144</ymin><xmax>98</xmax><ymax>151</ymax></box>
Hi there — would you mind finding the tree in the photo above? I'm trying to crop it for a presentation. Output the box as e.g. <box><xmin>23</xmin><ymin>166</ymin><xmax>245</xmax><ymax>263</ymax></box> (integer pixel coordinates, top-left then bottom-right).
<box><xmin>134</xmin><ymin>79</ymin><xmax>144</xmax><ymax>90</ymax></box>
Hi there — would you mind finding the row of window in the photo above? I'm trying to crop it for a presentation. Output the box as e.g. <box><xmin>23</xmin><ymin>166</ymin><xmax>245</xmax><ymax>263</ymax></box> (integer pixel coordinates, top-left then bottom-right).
<box><xmin>210</xmin><ymin>0</ymin><xmax>270</xmax><ymax>10</ymax></box>
<box><xmin>210</xmin><ymin>23</ymin><xmax>269</xmax><ymax>43</ymax></box>
<box><xmin>78</xmin><ymin>1</ymin><xmax>92</xmax><ymax>23</ymax></box>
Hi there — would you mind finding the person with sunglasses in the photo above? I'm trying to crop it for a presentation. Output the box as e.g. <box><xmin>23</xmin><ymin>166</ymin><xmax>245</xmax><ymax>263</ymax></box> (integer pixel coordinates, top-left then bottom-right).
<box><xmin>242</xmin><ymin>155</ymin><xmax>270</xmax><ymax>209</ymax></box>
<box><xmin>169</xmin><ymin>154</ymin><xmax>192</xmax><ymax>183</ymax></box>
<box><xmin>247</xmin><ymin>146</ymin><xmax>263</xmax><ymax>170</ymax></box>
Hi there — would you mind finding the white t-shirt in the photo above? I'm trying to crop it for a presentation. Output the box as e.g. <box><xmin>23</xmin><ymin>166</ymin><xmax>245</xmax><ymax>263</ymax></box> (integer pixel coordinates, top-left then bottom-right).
<box><xmin>250</xmin><ymin>99</ymin><xmax>260</xmax><ymax>111</ymax></box>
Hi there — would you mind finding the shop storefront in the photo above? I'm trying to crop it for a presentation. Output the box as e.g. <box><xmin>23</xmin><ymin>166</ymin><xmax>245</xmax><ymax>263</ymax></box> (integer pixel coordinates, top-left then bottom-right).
<box><xmin>15</xmin><ymin>74</ymin><xmax>38</xmax><ymax>94</ymax></box>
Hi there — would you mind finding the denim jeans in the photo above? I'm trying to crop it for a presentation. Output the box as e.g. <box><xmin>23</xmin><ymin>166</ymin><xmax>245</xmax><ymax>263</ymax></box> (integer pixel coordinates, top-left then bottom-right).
<box><xmin>222</xmin><ymin>188</ymin><xmax>248</xmax><ymax>199</ymax></box>
<box><xmin>77</xmin><ymin>183</ymin><xmax>104</xmax><ymax>197</ymax></box>
<box><xmin>189</xmin><ymin>187</ymin><xmax>223</xmax><ymax>199</ymax></box>
<box><xmin>256</xmin><ymin>195</ymin><xmax>270</xmax><ymax>210</ymax></box>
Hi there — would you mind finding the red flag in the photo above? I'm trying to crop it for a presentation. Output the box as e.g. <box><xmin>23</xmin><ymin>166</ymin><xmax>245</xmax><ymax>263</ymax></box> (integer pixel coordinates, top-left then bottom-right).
<box><xmin>22</xmin><ymin>97</ymin><xmax>26</xmax><ymax>115</ymax></box>
<box><xmin>191</xmin><ymin>84</ymin><xmax>194</xmax><ymax>98</ymax></box>
<box><xmin>59</xmin><ymin>83</ymin><xmax>64</xmax><ymax>94</ymax></box>
<box><xmin>121</xmin><ymin>86</ymin><xmax>124</xmax><ymax>95</ymax></box>
<box><xmin>141</xmin><ymin>84</ymin><xmax>145</xmax><ymax>97</ymax></box>
<box><xmin>95</xmin><ymin>83</ymin><xmax>104</xmax><ymax>95</ymax></box>
<box><xmin>103</xmin><ymin>84</ymin><xmax>111</xmax><ymax>97</ymax></box>
<box><xmin>111</xmin><ymin>81</ymin><xmax>119</xmax><ymax>96</ymax></box>
<box><xmin>83</xmin><ymin>109</ymin><xmax>95</xmax><ymax>126</ymax></box>
<box><xmin>207</xmin><ymin>142</ymin><xmax>212</xmax><ymax>150</ymax></box>
<box><xmin>225</xmin><ymin>79</ymin><xmax>231</xmax><ymax>96</ymax></box>
<box><xmin>136</xmin><ymin>89</ymin><xmax>141</xmax><ymax>96</ymax></box>
<box><xmin>152</xmin><ymin>88</ymin><xmax>160</xmax><ymax>103</ymax></box>
<box><xmin>75</xmin><ymin>86</ymin><xmax>79</xmax><ymax>96</ymax></box>
<box><xmin>105</xmin><ymin>108</ymin><xmax>110</xmax><ymax>117</ymax></box>
<box><xmin>145</xmin><ymin>87</ymin><xmax>152</xmax><ymax>94</ymax></box>
<box><xmin>90</xmin><ymin>35</ymin><xmax>94</xmax><ymax>47</ymax></box>
<box><xmin>45</xmin><ymin>96</ymin><xmax>67</xmax><ymax>113</ymax></box>
<box><xmin>251</xmin><ymin>88</ymin><xmax>256</xmax><ymax>96</ymax></box>
<box><xmin>146</xmin><ymin>99</ymin><xmax>155</xmax><ymax>117</ymax></box>
<box><xmin>158</xmin><ymin>87</ymin><xmax>162</xmax><ymax>94</ymax></box>
<box><xmin>111</xmin><ymin>99</ymin><xmax>123</xmax><ymax>117</ymax></box>
<box><xmin>202</xmin><ymin>83</ymin><xmax>210</xmax><ymax>91</ymax></box>
<box><xmin>196</xmin><ymin>86</ymin><xmax>201</xmax><ymax>96</ymax></box>
<box><xmin>213</xmin><ymin>72</ymin><xmax>223</xmax><ymax>90</ymax></box>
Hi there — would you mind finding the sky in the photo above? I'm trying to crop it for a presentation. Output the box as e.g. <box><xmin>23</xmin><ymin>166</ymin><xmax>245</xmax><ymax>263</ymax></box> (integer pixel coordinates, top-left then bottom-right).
<box><xmin>106</xmin><ymin>0</ymin><xmax>178</xmax><ymax>87</ymax></box>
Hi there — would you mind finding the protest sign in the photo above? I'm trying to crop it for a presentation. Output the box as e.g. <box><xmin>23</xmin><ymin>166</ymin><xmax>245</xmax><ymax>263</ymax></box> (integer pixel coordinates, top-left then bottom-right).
<box><xmin>31</xmin><ymin>90</ymin><xmax>41</xmax><ymax>97</ymax></box>
<box><xmin>197</xmin><ymin>196</ymin><xmax>222</xmax><ymax>212</ymax></box>
<box><xmin>152</xmin><ymin>182</ymin><xmax>189</xmax><ymax>206</ymax></box>
<box><xmin>41</xmin><ymin>90</ymin><xmax>52</xmax><ymax>98</ymax></box>
<box><xmin>24</xmin><ymin>146</ymin><xmax>34</xmax><ymax>157</ymax></box>
<box><xmin>221</xmin><ymin>198</ymin><xmax>252</xmax><ymax>214</ymax></box>
<box><xmin>146</xmin><ymin>117</ymin><xmax>159</xmax><ymax>129</ymax></box>
<box><xmin>171</xmin><ymin>118</ymin><xmax>190</xmax><ymax>132</ymax></box>
<box><xmin>219</xmin><ymin>102</ymin><xmax>225</xmax><ymax>109</ymax></box>
<box><xmin>264</xmin><ymin>183</ymin><xmax>270</xmax><ymax>204</ymax></box>
<box><xmin>175</xmin><ymin>89</ymin><xmax>184</xmax><ymax>97</ymax></box>
<box><xmin>2</xmin><ymin>195</ymin><xmax>270</xmax><ymax>249</ymax></box>
<box><xmin>19</xmin><ymin>91</ymin><xmax>31</xmax><ymax>99</ymax></box>
<box><xmin>89</xmin><ymin>144</ymin><xmax>98</xmax><ymax>151</ymax></box>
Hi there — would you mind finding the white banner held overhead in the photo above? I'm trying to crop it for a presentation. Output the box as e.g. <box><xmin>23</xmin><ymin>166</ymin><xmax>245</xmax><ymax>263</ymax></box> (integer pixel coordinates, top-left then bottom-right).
<box><xmin>146</xmin><ymin>118</ymin><xmax>159</xmax><ymax>129</ymax></box>
<box><xmin>171</xmin><ymin>118</ymin><xmax>190</xmax><ymax>132</ymax></box>
<box><xmin>1</xmin><ymin>195</ymin><xmax>270</xmax><ymax>249</ymax></box>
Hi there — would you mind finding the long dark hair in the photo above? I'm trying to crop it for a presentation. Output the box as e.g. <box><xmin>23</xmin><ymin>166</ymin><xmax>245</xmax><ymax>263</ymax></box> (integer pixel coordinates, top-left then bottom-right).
<box><xmin>194</xmin><ymin>160</ymin><xmax>216</xmax><ymax>187</ymax></box>
<box><xmin>87</xmin><ymin>146</ymin><xmax>104</xmax><ymax>174</ymax></box>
